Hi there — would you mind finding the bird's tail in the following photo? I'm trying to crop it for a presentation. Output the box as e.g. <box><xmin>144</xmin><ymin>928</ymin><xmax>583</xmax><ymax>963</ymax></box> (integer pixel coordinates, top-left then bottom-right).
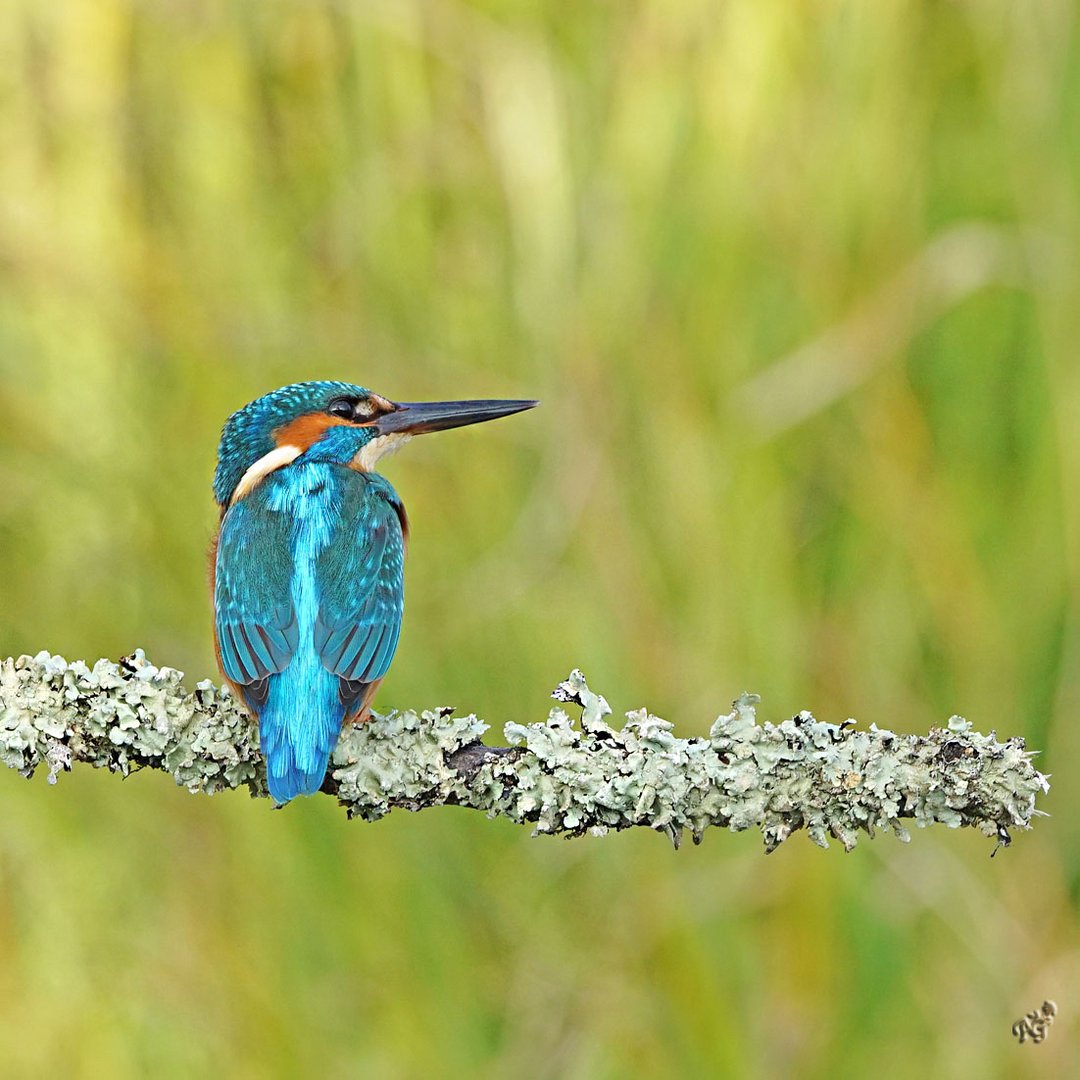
<box><xmin>258</xmin><ymin>669</ymin><xmax>345</xmax><ymax>804</ymax></box>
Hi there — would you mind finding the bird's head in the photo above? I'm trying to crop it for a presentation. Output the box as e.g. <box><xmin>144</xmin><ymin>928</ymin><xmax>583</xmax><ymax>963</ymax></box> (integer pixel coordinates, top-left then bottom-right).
<box><xmin>213</xmin><ymin>380</ymin><xmax>537</xmax><ymax>508</ymax></box>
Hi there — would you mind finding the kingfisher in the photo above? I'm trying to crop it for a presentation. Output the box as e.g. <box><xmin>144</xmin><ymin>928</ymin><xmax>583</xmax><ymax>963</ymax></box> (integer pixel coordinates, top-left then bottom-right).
<box><xmin>211</xmin><ymin>380</ymin><xmax>537</xmax><ymax>805</ymax></box>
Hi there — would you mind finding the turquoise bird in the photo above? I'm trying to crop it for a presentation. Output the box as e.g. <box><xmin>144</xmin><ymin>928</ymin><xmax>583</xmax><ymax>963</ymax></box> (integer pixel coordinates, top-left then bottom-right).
<box><xmin>211</xmin><ymin>381</ymin><xmax>537</xmax><ymax>805</ymax></box>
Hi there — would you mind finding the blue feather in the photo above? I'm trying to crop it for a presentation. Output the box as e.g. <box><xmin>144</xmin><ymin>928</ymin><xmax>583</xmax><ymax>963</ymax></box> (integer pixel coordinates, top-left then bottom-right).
<box><xmin>313</xmin><ymin>471</ymin><xmax>406</xmax><ymax>688</ymax></box>
<box><xmin>215</xmin><ymin>461</ymin><xmax>406</xmax><ymax>804</ymax></box>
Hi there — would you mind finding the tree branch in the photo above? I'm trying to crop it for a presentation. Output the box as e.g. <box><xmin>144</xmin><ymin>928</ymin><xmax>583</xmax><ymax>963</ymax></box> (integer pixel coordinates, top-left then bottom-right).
<box><xmin>0</xmin><ymin>651</ymin><xmax>1048</xmax><ymax>852</ymax></box>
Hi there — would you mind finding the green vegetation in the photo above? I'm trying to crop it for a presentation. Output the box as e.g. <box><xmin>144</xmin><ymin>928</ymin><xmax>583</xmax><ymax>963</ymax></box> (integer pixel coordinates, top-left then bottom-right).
<box><xmin>0</xmin><ymin>1</ymin><xmax>1076</xmax><ymax>1075</ymax></box>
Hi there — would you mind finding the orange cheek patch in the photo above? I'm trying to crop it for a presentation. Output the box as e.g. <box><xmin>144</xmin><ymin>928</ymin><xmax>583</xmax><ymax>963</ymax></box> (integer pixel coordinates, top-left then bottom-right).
<box><xmin>274</xmin><ymin>413</ymin><xmax>351</xmax><ymax>451</ymax></box>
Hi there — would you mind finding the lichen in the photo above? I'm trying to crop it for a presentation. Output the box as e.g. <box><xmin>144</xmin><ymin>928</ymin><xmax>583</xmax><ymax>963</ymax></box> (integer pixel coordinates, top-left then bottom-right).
<box><xmin>0</xmin><ymin>653</ymin><xmax>1050</xmax><ymax>852</ymax></box>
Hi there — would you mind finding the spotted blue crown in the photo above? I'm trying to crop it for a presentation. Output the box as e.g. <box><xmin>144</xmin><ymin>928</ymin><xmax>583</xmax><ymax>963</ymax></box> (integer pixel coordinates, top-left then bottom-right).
<box><xmin>213</xmin><ymin>381</ymin><xmax>372</xmax><ymax>506</ymax></box>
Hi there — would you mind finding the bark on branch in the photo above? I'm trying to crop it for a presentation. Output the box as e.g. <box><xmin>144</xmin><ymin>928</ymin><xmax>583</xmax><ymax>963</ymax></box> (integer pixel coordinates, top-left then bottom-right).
<box><xmin>0</xmin><ymin>651</ymin><xmax>1048</xmax><ymax>852</ymax></box>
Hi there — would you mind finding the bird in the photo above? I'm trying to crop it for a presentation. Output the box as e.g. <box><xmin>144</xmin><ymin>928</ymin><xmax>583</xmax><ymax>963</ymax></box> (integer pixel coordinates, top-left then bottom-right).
<box><xmin>211</xmin><ymin>380</ymin><xmax>537</xmax><ymax>805</ymax></box>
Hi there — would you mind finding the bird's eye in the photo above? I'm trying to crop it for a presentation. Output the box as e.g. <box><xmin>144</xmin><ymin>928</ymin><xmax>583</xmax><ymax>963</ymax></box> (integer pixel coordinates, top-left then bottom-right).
<box><xmin>327</xmin><ymin>398</ymin><xmax>355</xmax><ymax>419</ymax></box>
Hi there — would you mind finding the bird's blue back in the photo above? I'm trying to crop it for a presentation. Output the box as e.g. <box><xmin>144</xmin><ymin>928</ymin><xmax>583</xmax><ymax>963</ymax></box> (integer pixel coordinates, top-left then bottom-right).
<box><xmin>214</xmin><ymin>461</ymin><xmax>405</xmax><ymax>803</ymax></box>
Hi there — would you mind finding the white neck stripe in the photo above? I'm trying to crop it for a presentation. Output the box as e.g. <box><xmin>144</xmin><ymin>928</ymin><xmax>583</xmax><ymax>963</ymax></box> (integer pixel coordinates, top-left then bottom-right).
<box><xmin>231</xmin><ymin>444</ymin><xmax>302</xmax><ymax>505</ymax></box>
<box><xmin>352</xmin><ymin>432</ymin><xmax>412</xmax><ymax>472</ymax></box>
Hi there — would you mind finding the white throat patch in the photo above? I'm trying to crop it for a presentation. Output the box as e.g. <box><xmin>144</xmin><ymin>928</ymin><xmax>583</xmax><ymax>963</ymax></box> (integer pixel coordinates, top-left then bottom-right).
<box><xmin>231</xmin><ymin>444</ymin><xmax>302</xmax><ymax>504</ymax></box>
<box><xmin>353</xmin><ymin>432</ymin><xmax>412</xmax><ymax>472</ymax></box>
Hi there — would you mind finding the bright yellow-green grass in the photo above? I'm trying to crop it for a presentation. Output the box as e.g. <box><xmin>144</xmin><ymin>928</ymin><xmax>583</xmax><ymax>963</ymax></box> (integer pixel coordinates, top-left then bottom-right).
<box><xmin>1</xmin><ymin>1</ymin><xmax>1078</xmax><ymax>1076</ymax></box>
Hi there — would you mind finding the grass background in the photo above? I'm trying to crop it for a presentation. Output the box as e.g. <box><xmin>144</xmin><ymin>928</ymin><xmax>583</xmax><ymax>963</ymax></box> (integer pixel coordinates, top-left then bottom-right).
<box><xmin>0</xmin><ymin>1</ymin><xmax>1078</xmax><ymax>1075</ymax></box>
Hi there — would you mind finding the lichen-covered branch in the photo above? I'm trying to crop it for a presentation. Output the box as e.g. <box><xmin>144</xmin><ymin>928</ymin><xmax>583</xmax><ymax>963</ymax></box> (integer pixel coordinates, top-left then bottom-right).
<box><xmin>0</xmin><ymin>651</ymin><xmax>1049</xmax><ymax>852</ymax></box>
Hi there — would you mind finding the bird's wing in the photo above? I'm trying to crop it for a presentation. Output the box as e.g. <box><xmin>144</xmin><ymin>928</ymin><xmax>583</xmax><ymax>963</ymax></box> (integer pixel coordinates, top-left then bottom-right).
<box><xmin>313</xmin><ymin>474</ymin><xmax>406</xmax><ymax>715</ymax></box>
<box><xmin>214</xmin><ymin>495</ymin><xmax>299</xmax><ymax>708</ymax></box>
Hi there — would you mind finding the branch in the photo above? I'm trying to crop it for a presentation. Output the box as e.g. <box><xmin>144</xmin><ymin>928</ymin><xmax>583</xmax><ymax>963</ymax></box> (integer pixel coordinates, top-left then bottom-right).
<box><xmin>0</xmin><ymin>651</ymin><xmax>1048</xmax><ymax>852</ymax></box>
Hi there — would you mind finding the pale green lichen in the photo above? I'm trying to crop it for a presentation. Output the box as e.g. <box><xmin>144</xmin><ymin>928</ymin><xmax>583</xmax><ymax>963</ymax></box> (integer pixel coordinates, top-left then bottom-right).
<box><xmin>0</xmin><ymin>653</ymin><xmax>1050</xmax><ymax>852</ymax></box>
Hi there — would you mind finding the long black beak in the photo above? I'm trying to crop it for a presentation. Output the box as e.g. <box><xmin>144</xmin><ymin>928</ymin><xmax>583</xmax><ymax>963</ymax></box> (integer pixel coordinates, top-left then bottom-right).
<box><xmin>374</xmin><ymin>398</ymin><xmax>539</xmax><ymax>436</ymax></box>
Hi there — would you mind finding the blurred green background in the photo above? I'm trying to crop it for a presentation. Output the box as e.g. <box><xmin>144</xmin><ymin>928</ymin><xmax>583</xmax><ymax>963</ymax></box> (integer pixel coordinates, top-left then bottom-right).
<box><xmin>0</xmin><ymin>0</ymin><xmax>1077</xmax><ymax>1076</ymax></box>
